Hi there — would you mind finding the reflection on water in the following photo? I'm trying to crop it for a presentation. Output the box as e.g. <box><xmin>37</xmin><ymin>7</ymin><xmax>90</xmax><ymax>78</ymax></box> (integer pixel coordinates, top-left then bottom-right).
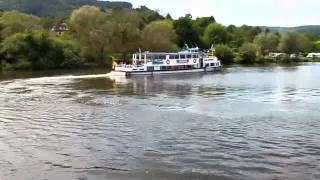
<box><xmin>1</xmin><ymin>64</ymin><xmax>320</xmax><ymax>180</ymax></box>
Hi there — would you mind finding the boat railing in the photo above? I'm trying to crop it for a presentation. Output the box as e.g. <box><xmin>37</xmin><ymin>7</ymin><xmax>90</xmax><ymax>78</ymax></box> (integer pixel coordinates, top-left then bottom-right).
<box><xmin>115</xmin><ymin>64</ymin><xmax>145</xmax><ymax>68</ymax></box>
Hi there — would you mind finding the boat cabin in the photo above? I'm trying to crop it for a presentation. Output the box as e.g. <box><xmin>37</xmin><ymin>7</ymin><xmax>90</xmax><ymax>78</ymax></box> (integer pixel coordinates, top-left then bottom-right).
<box><xmin>114</xmin><ymin>47</ymin><xmax>222</xmax><ymax>74</ymax></box>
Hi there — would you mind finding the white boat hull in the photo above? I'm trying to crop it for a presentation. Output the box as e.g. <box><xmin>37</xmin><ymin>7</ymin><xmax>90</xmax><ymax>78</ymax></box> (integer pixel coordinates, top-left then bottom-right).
<box><xmin>112</xmin><ymin>67</ymin><xmax>222</xmax><ymax>77</ymax></box>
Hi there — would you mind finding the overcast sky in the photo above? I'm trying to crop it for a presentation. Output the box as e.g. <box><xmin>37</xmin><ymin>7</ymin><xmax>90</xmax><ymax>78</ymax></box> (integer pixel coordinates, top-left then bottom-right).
<box><xmin>110</xmin><ymin>0</ymin><xmax>320</xmax><ymax>27</ymax></box>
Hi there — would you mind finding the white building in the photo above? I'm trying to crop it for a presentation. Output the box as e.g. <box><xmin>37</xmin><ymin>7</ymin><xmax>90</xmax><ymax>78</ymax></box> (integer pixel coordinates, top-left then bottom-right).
<box><xmin>307</xmin><ymin>53</ymin><xmax>320</xmax><ymax>58</ymax></box>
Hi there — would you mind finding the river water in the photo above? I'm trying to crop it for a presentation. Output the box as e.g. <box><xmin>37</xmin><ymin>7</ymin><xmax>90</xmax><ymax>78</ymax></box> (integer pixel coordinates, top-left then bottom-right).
<box><xmin>0</xmin><ymin>64</ymin><xmax>320</xmax><ymax>180</ymax></box>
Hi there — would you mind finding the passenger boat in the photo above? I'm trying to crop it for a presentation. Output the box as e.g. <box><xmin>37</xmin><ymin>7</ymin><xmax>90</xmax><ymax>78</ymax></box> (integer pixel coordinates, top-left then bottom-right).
<box><xmin>113</xmin><ymin>46</ymin><xmax>222</xmax><ymax>77</ymax></box>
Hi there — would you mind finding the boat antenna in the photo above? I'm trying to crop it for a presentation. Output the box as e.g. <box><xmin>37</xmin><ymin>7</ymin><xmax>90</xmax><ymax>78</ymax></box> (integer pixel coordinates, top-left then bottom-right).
<box><xmin>210</xmin><ymin>44</ymin><xmax>215</xmax><ymax>51</ymax></box>
<box><xmin>210</xmin><ymin>44</ymin><xmax>215</xmax><ymax>56</ymax></box>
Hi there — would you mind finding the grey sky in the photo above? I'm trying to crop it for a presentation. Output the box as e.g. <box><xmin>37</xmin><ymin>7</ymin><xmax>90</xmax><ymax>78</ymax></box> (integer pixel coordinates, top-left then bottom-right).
<box><xmin>113</xmin><ymin>0</ymin><xmax>320</xmax><ymax>27</ymax></box>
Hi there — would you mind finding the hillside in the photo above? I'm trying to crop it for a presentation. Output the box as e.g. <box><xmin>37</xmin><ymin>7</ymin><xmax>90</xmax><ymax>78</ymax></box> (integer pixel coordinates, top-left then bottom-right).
<box><xmin>0</xmin><ymin>0</ymin><xmax>132</xmax><ymax>16</ymax></box>
<box><xmin>263</xmin><ymin>25</ymin><xmax>320</xmax><ymax>37</ymax></box>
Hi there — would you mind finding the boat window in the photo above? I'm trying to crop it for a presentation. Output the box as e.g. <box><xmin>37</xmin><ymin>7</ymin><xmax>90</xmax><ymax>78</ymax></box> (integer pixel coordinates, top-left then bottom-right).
<box><xmin>146</xmin><ymin>55</ymin><xmax>151</xmax><ymax>59</ymax></box>
<box><xmin>147</xmin><ymin>66</ymin><xmax>154</xmax><ymax>71</ymax></box>
<box><xmin>210</xmin><ymin>63</ymin><xmax>214</xmax><ymax>66</ymax></box>
<box><xmin>187</xmin><ymin>54</ymin><xmax>191</xmax><ymax>59</ymax></box>
<box><xmin>169</xmin><ymin>55</ymin><xmax>174</xmax><ymax>59</ymax></box>
<box><xmin>192</xmin><ymin>54</ymin><xmax>198</xmax><ymax>58</ymax></box>
<box><xmin>180</xmin><ymin>54</ymin><xmax>186</xmax><ymax>59</ymax></box>
<box><xmin>159</xmin><ymin>55</ymin><xmax>166</xmax><ymax>59</ymax></box>
<box><xmin>174</xmin><ymin>55</ymin><xmax>179</xmax><ymax>59</ymax></box>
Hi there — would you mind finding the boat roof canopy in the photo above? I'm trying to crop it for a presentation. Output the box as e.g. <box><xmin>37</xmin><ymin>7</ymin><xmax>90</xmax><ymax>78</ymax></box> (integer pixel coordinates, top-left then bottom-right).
<box><xmin>134</xmin><ymin>47</ymin><xmax>201</xmax><ymax>55</ymax></box>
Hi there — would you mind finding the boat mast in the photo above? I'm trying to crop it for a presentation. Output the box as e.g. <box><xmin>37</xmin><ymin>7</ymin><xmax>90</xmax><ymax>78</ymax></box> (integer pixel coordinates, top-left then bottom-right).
<box><xmin>138</xmin><ymin>48</ymin><xmax>142</xmax><ymax>64</ymax></box>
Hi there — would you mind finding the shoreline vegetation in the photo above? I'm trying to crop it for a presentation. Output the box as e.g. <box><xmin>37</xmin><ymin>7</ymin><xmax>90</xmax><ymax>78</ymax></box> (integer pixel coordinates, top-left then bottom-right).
<box><xmin>0</xmin><ymin>5</ymin><xmax>320</xmax><ymax>72</ymax></box>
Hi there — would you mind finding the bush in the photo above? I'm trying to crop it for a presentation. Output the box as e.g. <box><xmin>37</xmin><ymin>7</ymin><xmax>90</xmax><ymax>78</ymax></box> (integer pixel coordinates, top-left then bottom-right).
<box><xmin>1</xmin><ymin>31</ymin><xmax>83</xmax><ymax>70</ymax></box>
<box><xmin>236</xmin><ymin>51</ymin><xmax>256</xmax><ymax>64</ymax></box>
<box><xmin>278</xmin><ymin>55</ymin><xmax>291</xmax><ymax>63</ymax></box>
<box><xmin>237</xmin><ymin>42</ymin><xmax>259</xmax><ymax>64</ymax></box>
<box><xmin>12</xmin><ymin>59</ymin><xmax>32</xmax><ymax>70</ymax></box>
<box><xmin>256</xmin><ymin>55</ymin><xmax>267</xmax><ymax>64</ymax></box>
<box><xmin>215</xmin><ymin>44</ymin><xmax>234</xmax><ymax>64</ymax></box>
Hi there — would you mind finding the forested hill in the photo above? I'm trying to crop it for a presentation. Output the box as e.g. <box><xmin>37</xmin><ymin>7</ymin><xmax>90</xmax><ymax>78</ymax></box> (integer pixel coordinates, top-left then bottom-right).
<box><xmin>0</xmin><ymin>0</ymin><xmax>132</xmax><ymax>16</ymax></box>
<box><xmin>263</xmin><ymin>25</ymin><xmax>320</xmax><ymax>37</ymax></box>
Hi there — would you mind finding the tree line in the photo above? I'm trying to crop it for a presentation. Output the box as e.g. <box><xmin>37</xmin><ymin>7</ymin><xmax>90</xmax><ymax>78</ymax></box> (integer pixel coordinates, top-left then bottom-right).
<box><xmin>0</xmin><ymin>6</ymin><xmax>320</xmax><ymax>71</ymax></box>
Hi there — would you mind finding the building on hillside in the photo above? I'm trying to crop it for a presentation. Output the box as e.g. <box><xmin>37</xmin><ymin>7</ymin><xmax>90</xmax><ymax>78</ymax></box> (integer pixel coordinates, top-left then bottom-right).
<box><xmin>269</xmin><ymin>52</ymin><xmax>286</xmax><ymax>58</ymax></box>
<box><xmin>51</xmin><ymin>21</ymin><xmax>69</xmax><ymax>35</ymax></box>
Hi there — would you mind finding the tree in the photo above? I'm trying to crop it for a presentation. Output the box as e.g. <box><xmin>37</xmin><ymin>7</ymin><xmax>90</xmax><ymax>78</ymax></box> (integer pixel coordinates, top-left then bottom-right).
<box><xmin>141</xmin><ymin>20</ymin><xmax>177</xmax><ymax>51</ymax></box>
<box><xmin>0</xmin><ymin>11</ymin><xmax>41</xmax><ymax>38</ymax></box>
<box><xmin>173</xmin><ymin>15</ymin><xmax>200</xmax><ymax>47</ymax></box>
<box><xmin>254</xmin><ymin>32</ymin><xmax>279</xmax><ymax>55</ymax></box>
<box><xmin>193</xmin><ymin>16</ymin><xmax>215</xmax><ymax>36</ymax></box>
<box><xmin>278</xmin><ymin>32</ymin><xmax>310</xmax><ymax>54</ymax></box>
<box><xmin>314</xmin><ymin>41</ymin><xmax>320</xmax><ymax>51</ymax></box>
<box><xmin>136</xmin><ymin>6</ymin><xmax>164</xmax><ymax>24</ymax></box>
<box><xmin>166</xmin><ymin>13</ymin><xmax>172</xmax><ymax>20</ymax></box>
<box><xmin>70</xmin><ymin>5</ymin><xmax>112</xmax><ymax>65</ymax></box>
<box><xmin>215</xmin><ymin>44</ymin><xmax>234</xmax><ymax>64</ymax></box>
<box><xmin>108</xmin><ymin>8</ymin><xmax>143</xmax><ymax>60</ymax></box>
<box><xmin>1</xmin><ymin>32</ymin><xmax>66</xmax><ymax>70</ymax></box>
<box><xmin>226</xmin><ymin>25</ymin><xmax>244</xmax><ymax>48</ymax></box>
<box><xmin>237</xmin><ymin>42</ymin><xmax>259</xmax><ymax>64</ymax></box>
<box><xmin>238</xmin><ymin>25</ymin><xmax>262</xmax><ymax>42</ymax></box>
<box><xmin>203</xmin><ymin>23</ymin><xmax>228</xmax><ymax>47</ymax></box>
<box><xmin>0</xmin><ymin>0</ymin><xmax>133</xmax><ymax>16</ymax></box>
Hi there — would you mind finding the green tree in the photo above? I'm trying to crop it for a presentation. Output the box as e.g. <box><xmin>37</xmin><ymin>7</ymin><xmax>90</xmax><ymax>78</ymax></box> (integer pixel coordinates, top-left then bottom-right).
<box><xmin>203</xmin><ymin>23</ymin><xmax>228</xmax><ymax>47</ymax></box>
<box><xmin>226</xmin><ymin>25</ymin><xmax>244</xmax><ymax>48</ymax></box>
<box><xmin>0</xmin><ymin>11</ymin><xmax>41</xmax><ymax>38</ymax></box>
<box><xmin>215</xmin><ymin>44</ymin><xmax>234</xmax><ymax>64</ymax></box>
<box><xmin>70</xmin><ymin>5</ymin><xmax>112</xmax><ymax>65</ymax></box>
<box><xmin>237</xmin><ymin>42</ymin><xmax>259</xmax><ymax>64</ymax></box>
<box><xmin>173</xmin><ymin>14</ymin><xmax>200</xmax><ymax>47</ymax></box>
<box><xmin>141</xmin><ymin>20</ymin><xmax>177</xmax><ymax>51</ymax></box>
<box><xmin>278</xmin><ymin>32</ymin><xmax>310</xmax><ymax>54</ymax></box>
<box><xmin>193</xmin><ymin>16</ymin><xmax>215</xmax><ymax>36</ymax></box>
<box><xmin>108</xmin><ymin>8</ymin><xmax>143</xmax><ymax>60</ymax></box>
<box><xmin>1</xmin><ymin>32</ymin><xmax>66</xmax><ymax>70</ymax></box>
<box><xmin>254</xmin><ymin>32</ymin><xmax>279</xmax><ymax>55</ymax></box>
<box><xmin>237</xmin><ymin>25</ymin><xmax>262</xmax><ymax>43</ymax></box>
<box><xmin>165</xmin><ymin>13</ymin><xmax>173</xmax><ymax>20</ymax></box>
<box><xmin>136</xmin><ymin>6</ymin><xmax>164</xmax><ymax>24</ymax></box>
<box><xmin>314</xmin><ymin>41</ymin><xmax>320</xmax><ymax>51</ymax></box>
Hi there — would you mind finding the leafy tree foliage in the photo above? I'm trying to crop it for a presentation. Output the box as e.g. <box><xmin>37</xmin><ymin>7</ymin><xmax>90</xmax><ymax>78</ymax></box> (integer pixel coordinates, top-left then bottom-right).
<box><xmin>0</xmin><ymin>32</ymin><xmax>74</xmax><ymax>70</ymax></box>
<box><xmin>141</xmin><ymin>20</ymin><xmax>177</xmax><ymax>51</ymax></box>
<box><xmin>215</xmin><ymin>44</ymin><xmax>234</xmax><ymax>64</ymax></box>
<box><xmin>70</xmin><ymin>5</ymin><xmax>112</xmax><ymax>65</ymax></box>
<box><xmin>0</xmin><ymin>3</ymin><xmax>319</xmax><ymax>71</ymax></box>
<box><xmin>136</xmin><ymin>6</ymin><xmax>164</xmax><ymax>24</ymax></box>
<box><xmin>203</xmin><ymin>23</ymin><xmax>228</xmax><ymax>47</ymax></box>
<box><xmin>237</xmin><ymin>43</ymin><xmax>259</xmax><ymax>64</ymax></box>
<box><xmin>108</xmin><ymin>8</ymin><xmax>143</xmax><ymax>59</ymax></box>
<box><xmin>0</xmin><ymin>11</ymin><xmax>41</xmax><ymax>38</ymax></box>
<box><xmin>173</xmin><ymin>14</ymin><xmax>200</xmax><ymax>48</ymax></box>
<box><xmin>0</xmin><ymin>0</ymin><xmax>133</xmax><ymax>16</ymax></box>
<box><xmin>193</xmin><ymin>16</ymin><xmax>215</xmax><ymax>36</ymax></box>
<box><xmin>165</xmin><ymin>13</ymin><xmax>173</xmax><ymax>20</ymax></box>
<box><xmin>254</xmin><ymin>32</ymin><xmax>279</xmax><ymax>55</ymax></box>
<box><xmin>314</xmin><ymin>41</ymin><xmax>320</xmax><ymax>51</ymax></box>
<box><xmin>278</xmin><ymin>32</ymin><xmax>311</xmax><ymax>54</ymax></box>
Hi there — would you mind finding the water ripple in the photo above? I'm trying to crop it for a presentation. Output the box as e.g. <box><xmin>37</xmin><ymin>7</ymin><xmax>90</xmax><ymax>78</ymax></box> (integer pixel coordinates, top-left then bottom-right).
<box><xmin>1</xmin><ymin>65</ymin><xmax>320</xmax><ymax>180</ymax></box>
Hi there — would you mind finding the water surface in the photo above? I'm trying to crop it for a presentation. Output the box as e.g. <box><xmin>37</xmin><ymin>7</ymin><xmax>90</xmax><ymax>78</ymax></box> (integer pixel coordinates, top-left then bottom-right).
<box><xmin>0</xmin><ymin>64</ymin><xmax>320</xmax><ymax>180</ymax></box>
